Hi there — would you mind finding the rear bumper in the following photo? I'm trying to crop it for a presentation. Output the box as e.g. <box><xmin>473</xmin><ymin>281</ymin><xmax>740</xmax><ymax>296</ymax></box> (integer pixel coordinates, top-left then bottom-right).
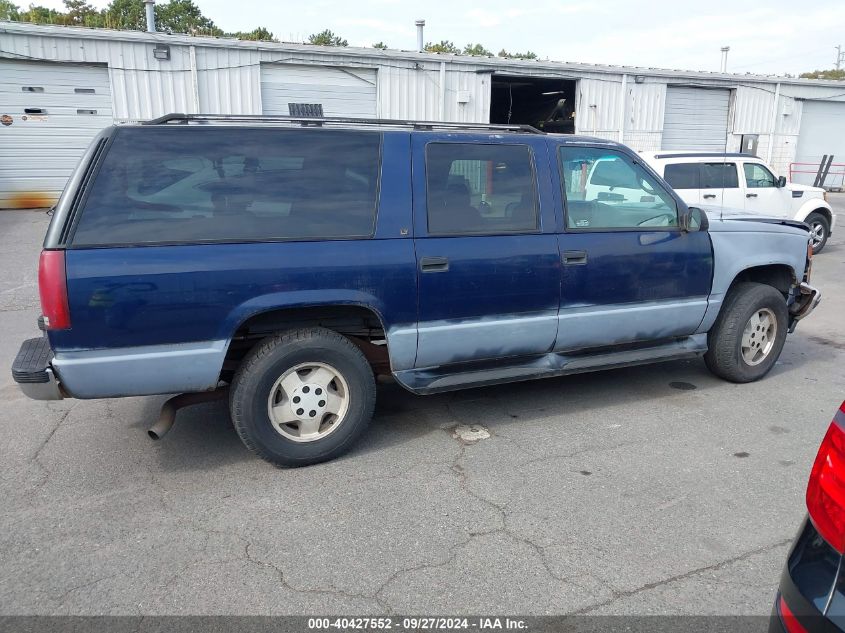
<box><xmin>11</xmin><ymin>337</ymin><xmax>64</xmax><ymax>400</ymax></box>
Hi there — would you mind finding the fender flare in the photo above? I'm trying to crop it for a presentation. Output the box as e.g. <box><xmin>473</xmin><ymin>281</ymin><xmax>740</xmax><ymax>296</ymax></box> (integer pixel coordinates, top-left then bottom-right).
<box><xmin>794</xmin><ymin>199</ymin><xmax>834</xmax><ymax>225</ymax></box>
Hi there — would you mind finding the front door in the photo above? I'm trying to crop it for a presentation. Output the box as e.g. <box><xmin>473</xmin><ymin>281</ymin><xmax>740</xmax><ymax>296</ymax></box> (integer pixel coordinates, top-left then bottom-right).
<box><xmin>742</xmin><ymin>161</ymin><xmax>790</xmax><ymax>218</ymax></box>
<box><xmin>411</xmin><ymin>135</ymin><xmax>560</xmax><ymax>368</ymax></box>
<box><xmin>554</xmin><ymin>145</ymin><xmax>714</xmax><ymax>351</ymax></box>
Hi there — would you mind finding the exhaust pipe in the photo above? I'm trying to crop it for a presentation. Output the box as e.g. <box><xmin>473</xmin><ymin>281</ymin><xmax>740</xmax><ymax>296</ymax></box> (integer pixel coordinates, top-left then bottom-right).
<box><xmin>415</xmin><ymin>19</ymin><xmax>425</xmax><ymax>53</ymax></box>
<box><xmin>148</xmin><ymin>389</ymin><xmax>228</xmax><ymax>440</ymax></box>
<box><xmin>144</xmin><ymin>0</ymin><xmax>155</xmax><ymax>33</ymax></box>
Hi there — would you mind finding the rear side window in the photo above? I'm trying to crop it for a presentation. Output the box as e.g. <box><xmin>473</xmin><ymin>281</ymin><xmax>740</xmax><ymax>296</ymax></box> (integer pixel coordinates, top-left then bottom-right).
<box><xmin>425</xmin><ymin>143</ymin><xmax>538</xmax><ymax>235</ymax></box>
<box><xmin>71</xmin><ymin>127</ymin><xmax>381</xmax><ymax>246</ymax></box>
<box><xmin>663</xmin><ymin>163</ymin><xmax>700</xmax><ymax>189</ymax></box>
<box><xmin>701</xmin><ymin>162</ymin><xmax>738</xmax><ymax>189</ymax></box>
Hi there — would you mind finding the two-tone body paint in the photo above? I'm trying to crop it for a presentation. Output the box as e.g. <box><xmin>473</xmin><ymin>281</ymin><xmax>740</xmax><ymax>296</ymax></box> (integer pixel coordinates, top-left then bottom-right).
<box><xmin>43</xmin><ymin>127</ymin><xmax>812</xmax><ymax>399</ymax></box>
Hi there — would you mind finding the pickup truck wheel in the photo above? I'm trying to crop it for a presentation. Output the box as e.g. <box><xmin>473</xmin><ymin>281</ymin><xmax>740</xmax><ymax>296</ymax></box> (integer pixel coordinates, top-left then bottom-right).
<box><xmin>704</xmin><ymin>282</ymin><xmax>788</xmax><ymax>383</ymax></box>
<box><xmin>230</xmin><ymin>327</ymin><xmax>376</xmax><ymax>467</ymax></box>
<box><xmin>805</xmin><ymin>212</ymin><xmax>830</xmax><ymax>254</ymax></box>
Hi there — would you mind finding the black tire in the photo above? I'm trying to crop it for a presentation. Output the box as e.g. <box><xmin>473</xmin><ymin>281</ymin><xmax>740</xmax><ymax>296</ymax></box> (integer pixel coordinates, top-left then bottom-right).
<box><xmin>805</xmin><ymin>211</ymin><xmax>830</xmax><ymax>254</ymax></box>
<box><xmin>704</xmin><ymin>282</ymin><xmax>788</xmax><ymax>383</ymax></box>
<box><xmin>230</xmin><ymin>327</ymin><xmax>376</xmax><ymax>467</ymax></box>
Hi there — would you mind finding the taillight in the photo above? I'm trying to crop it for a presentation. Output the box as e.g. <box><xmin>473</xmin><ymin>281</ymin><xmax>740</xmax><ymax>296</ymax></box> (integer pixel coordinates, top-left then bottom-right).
<box><xmin>807</xmin><ymin>401</ymin><xmax>845</xmax><ymax>553</ymax></box>
<box><xmin>37</xmin><ymin>250</ymin><xmax>71</xmax><ymax>330</ymax></box>
<box><xmin>778</xmin><ymin>595</ymin><xmax>809</xmax><ymax>633</ymax></box>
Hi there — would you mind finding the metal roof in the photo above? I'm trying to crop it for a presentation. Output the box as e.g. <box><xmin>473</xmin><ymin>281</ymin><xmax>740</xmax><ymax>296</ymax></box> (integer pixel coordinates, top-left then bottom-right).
<box><xmin>3</xmin><ymin>20</ymin><xmax>845</xmax><ymax>89</ymax></box>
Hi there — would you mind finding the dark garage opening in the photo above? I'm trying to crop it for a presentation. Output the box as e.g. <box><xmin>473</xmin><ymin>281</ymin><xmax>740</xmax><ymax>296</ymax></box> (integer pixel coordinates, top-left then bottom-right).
<box><xmin>490</xmin><ymin>75</ymin><xmax>576</xmax><ymax>133</ymax></box>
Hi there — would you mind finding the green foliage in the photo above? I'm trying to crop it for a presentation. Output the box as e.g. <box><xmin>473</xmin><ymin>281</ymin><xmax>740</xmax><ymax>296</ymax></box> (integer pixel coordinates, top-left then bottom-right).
<box><xmin>0</xmin><ymin>0</ymin><xmax>20</xmax><ymax>20</ymax></box>
<box><xmin>154</xmin><ymin>0</ymin><xmax>221</xmax><ymax>35</ymax></box>
<box><xmin>61</xmin><ymin>0</ymin><xmax>101</xmax><ymax>26</ymax></box>
<box><xmin>799</xmin><ymin>68</ymin><xmax>845</xmax><ymax>80</ymax></box>
<box><xmin>101</xmin><ymin>0</ymin><xmax>145</xmax><ymax>30</ymax></box>
<box><xmin>227</xmin><ymin>26</ymin><xmax>275</xmax><ymax>41</ymax></box>
<box><xmin>463</xmin><ymin>43</ymin><xmax>491</xmax><ymax>56</ymax></box>
<box><xmin>424</xmin><ymin>40</ymin><xmax>459</xmax><ymax>54</ymax></box>
<box><xmin>19</xmin><ymin>4</ymin><xmax>63</xmax><ymax>23</ymax></box>
<box><xmin>498</xmin><ymin>48</ymin><xmax>538</xmax><ymax>60</ymax></box>
<box><xmin>308</xmin><ymin>29</ymin><xmax>347</xmax><ymax>46</ymax></box>
<box><xmin>371</xmin><ymin>41</ymin><xmax>388</xmax><ymax>50</ymax></box>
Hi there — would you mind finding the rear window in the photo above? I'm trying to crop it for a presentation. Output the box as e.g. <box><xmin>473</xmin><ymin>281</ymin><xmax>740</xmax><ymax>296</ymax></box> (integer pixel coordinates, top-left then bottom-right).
<box><xmin>71</xmin><ymin>127</ymin><xmax>381</xmax><ymax>246</ymax></box>
<box><xmin>663</xmin><ymin>163</ymin><xmax>700</xmax><ymax>190</ymax></box>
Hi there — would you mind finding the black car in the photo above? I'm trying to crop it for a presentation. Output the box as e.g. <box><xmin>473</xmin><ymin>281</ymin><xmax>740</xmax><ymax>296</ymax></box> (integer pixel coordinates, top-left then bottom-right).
<box><xmin>771</xmin><ymin>401</ymin><xmax>845</xmax><ymax>632</ymax></box>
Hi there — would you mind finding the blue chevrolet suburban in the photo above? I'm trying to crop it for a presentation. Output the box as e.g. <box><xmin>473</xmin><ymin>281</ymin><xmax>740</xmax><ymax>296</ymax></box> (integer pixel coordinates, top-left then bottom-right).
<box><xmin>12</xmin><ymin>114</ymin><xmax>821</xmax><ymax>467</ymax></box>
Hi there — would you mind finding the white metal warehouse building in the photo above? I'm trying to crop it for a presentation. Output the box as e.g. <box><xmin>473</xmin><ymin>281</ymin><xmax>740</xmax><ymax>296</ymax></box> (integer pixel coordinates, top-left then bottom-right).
<box><xmin>2</xmin><ymin>20</ymin><xmax>845</xmax><ymax>207</ymax></box>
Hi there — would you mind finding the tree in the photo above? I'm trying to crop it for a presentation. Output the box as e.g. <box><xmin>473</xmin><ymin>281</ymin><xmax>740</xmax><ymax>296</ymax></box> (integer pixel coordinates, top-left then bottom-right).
<box><xmin>0</xmin><ymin>0</ymin><xmax>20</xmax><ymax>20</ymax></box>
<box><xmin>19</xmin><ymin>4</ymin><xmax>62</xmax><ymax>23</ymax></box>
<box><xmin>498</xmin><ymin>49</ymin><xmax>537</xmax><ymax>60</ymax></box>
<box><xmin>227</xmin><ymin>26</ymin><xmax>275</xmax><ymax>41</ymax></box>
<box><xmin>463</xmin><ymin>43</ymin><xmax>491</xmax><ymax>56</ymax></box>
<box><xmin>155</xmin><ymin>0</ymin><xmax>222</xmax><ymax>35</ymax></box>
<box><xmin>101</xmin><ymin>0</ymin><xmax>146</xmax><ymax>30</ymax></box>
<box><xmin>799</xmin><ymin>69</ymin><xmax>845</xmax><ymax>80</ymax></box>
<box><xmin>372</xmin><ymin>41</ymin><xmax>388</xmax><ymax>49</ymax></box>
<box><xmin>308</xmin><ymin>29</ymin><xmax>347</xmax><ymax>46</ymax></box>
<box><xmin>424</xmin><ymin>40</ymin><xmax>459</xmax><ymax>54</ymax></box>
<box><xmin>60</xmin><ymin>0</ymin><xmax>102</xmax><ymax>26</ymax></box>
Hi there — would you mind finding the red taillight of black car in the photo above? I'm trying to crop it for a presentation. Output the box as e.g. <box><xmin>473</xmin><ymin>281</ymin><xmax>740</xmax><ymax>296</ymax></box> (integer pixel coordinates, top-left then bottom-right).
<box><xmin>38</xmin><ymin>250</ymin><xmax>71</xmax><ymax>330</ymax></box>
<box><xmin>807</xmin><ymin>401</ymin><xmax>845</xmax><ymax>554</ymax></box>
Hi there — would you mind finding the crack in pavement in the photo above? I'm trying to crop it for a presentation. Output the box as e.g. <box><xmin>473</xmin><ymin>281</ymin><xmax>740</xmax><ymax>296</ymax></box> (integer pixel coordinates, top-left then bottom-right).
<box><xmin>569</xmin><ymin>537</ymin><xmax>794</xmax><ymax>614</ymax></box>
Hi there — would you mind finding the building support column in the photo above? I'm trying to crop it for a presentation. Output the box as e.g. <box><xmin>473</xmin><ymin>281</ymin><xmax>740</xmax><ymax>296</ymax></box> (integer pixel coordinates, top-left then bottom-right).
<box><xmin>766</xmin><ymin>82</ymin><xmax>781</xmax><ymax>164</ymax></box>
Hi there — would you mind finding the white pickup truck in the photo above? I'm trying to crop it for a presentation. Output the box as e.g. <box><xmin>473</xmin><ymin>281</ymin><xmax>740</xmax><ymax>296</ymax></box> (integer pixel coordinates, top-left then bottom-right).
<box><xmin>640</xmin><ymin>152</ymin><xmax>835</xmax><ymax>253</ymax></box>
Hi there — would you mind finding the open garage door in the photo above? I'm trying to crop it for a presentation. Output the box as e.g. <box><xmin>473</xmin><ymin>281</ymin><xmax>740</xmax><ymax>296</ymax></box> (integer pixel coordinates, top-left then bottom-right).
<box><xmin>260</xmin><ymin>64</ymin><xmax>377</xmax><ymax>118</ymax></box>
<box><xmin>0</xmin><ymin>60</ymin><xmax>112</xmax><ymax>209</ymax></box>
<box><xmin>794</xmin><ymin>100</ymin><xmax>845</xmax><ymax>187</ymax></box>
<box><xmin>662</xmin><ymin>86</ymin><xmax>730</xmax><ymax>151</ymax></box>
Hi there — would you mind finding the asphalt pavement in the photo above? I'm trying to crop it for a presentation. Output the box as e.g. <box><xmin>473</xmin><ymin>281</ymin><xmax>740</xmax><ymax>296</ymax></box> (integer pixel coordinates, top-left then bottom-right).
<box><xmin>1</xmin><ymin>200</ymin><xmax>844</xmax><ymax>616</ymax></box>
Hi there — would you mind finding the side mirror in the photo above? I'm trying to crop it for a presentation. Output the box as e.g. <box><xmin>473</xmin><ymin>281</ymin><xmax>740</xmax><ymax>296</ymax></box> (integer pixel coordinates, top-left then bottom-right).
<box><xmin>777</xmin><ymin>175</ymin><xmax>787</xmax><ymax>187</ymax></box>
<box><xmin>682</xmin><ymin>207</ymin><xmax>709</xmax><ymax>232</ymax></box>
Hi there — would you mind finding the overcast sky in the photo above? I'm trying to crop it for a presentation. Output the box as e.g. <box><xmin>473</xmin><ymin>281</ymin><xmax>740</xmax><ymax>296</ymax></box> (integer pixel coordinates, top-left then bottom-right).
<box><xmin>37</xmin><ymin>0</ymin><xmax>845</xmax><ymax>75</ymax></box>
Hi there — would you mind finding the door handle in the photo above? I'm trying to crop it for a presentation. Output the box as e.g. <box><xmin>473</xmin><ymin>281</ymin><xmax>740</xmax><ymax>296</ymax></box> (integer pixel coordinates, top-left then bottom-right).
<box><xmin>702</xmin><ymin>194</ymin><xmax>717</xmax><ymax>199</ymax></box>
<box><xmin>420</xmin><ymin>256</ymin><xmax>449</xmax><ymax>273</ymax></box>
<box><xmin>746</xmin><ymin>193</ymin><xmax>758</xmax><ymax>198</ymax></box>
<box><xmin>562</xmin><ymin>250</ymin><xmax>588</xmax><ymax>265</ymax></box>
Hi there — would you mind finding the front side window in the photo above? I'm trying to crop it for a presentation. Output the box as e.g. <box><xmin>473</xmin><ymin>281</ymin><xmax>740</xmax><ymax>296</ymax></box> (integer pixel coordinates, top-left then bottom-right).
<box><xmin>744</xmin><ymin>163</ymin><xmax>777</xmax><ymax>188</ymax></box>
<box><xmin>701</xmin><ymin>162</ymin><xmax>739</xmax><ymax>189</ymax></box>
<box><xmin>425</xmin><ymin>143</ymin><xmax>538</xmax><ymax>235</ymax></box>
<box><xmin>72</xmin><ymin>127</ymin><xmax>381</xmax><ymax>245</ymax></box>
<box><xmin>560</xmin><ymin>147</ymin><xmax>678</xmax><ymax>230</ymax></box>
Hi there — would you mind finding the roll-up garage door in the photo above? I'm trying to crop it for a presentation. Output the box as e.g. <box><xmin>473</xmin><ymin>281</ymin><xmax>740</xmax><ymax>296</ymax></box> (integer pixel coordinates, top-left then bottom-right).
<box><xmin>260</xmin><ymin>64</ymin><xmax>377</xmax><ymax>118</ymax></box>
<box><xmin>794</xmin><ymin>100</ymin><xmax>845</xmax><ymax>186</ymax></box>
<box><xmin>662</xmin><ymin>86</ymin><xmax>730</xmax><ymax>151</ymax></box>
<box><xmin>0</xmin><ymin>60</ymin><xmax>112</xmax><ymax>208</ymax></box>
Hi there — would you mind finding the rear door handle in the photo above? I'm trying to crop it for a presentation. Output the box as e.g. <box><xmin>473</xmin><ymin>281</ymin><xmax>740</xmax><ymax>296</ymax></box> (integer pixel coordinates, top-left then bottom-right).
<box><xmin>746</xmin><ymin>193</ymin><xmax>758</xmax><ymax>198</ymax></box>
<box><xmin>420</xmin><ymin>256</ymin><xmax>449</xmax><ymax>273</ymax></box>
<box><xmin>702</xmin><ymin>194</ymin><xmax>717</xmax><ymax>199</ymax></box>
<box><xmin>562</xmin><ymin>250</ymin><xmax>588</xmax><ymax>265</ymax></box>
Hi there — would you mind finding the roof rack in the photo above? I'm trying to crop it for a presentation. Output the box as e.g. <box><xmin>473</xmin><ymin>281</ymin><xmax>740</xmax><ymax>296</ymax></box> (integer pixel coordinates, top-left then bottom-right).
<box><xmin>142</xmin><ymin>113</ymin><xmax>545</xmax><ymax>134</ymax></box>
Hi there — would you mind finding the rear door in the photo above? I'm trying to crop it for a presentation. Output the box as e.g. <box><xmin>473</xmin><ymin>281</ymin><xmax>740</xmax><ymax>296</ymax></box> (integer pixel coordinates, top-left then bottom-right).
<box><xmin>700</xmin><ymin>161</ymin><xmax>743</xmax><ymax>209</ymax></box>
<box><xmin>661</xmin><ymin>161</ymin><xmax>701</xmax><ymax>205</ymax></box>
<box><xmin>553</xmin><ymin>144</ymin><xmax>713</xmax><ymax>351</ymax></box>
<box><xmin>411</xmin><ymin>134</ymin><xmax>560</xmax><ymax>368</ymax></box>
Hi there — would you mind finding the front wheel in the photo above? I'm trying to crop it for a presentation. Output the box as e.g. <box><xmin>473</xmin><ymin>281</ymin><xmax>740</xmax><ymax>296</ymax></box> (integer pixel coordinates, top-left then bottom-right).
<box><xmin>704</xmin><ymin>282</ymin><xmax>788</xmax><ymax>383</ymax></box>
<box><xmin>230</xmin><ymin>327</ymin><xmax>376</xmax><ymax>467</ymax></box>
<box><xmin>805</xmin><ymin>211</ymin><xmax>830</xmax><ymax>254</ymax></box>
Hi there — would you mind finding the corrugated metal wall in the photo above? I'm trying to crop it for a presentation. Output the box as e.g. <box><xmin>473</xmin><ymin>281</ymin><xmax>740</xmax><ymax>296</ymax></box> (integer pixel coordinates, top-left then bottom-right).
<box><xmin>4</xmin><ymin>22</ymin><xmax>845</xmax><ymax>199</ymax></box>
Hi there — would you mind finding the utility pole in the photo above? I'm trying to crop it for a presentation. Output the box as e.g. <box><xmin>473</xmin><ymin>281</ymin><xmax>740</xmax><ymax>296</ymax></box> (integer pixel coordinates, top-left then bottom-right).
<box><xmin>837</xmin><ymin>45</ymin><xmax>844</xmax><ymax>71</ymax></box>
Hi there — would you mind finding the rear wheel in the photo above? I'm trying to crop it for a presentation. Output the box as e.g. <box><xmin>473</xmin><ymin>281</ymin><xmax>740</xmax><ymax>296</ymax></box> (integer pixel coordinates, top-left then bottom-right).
<box><xmin>704</xmin><ymin>282</ymin><xmax>788</xmax><ymax>383</ymax></box>
<box><xmin>230</xmin><ymin>327</ymin><xmax>376</xmax><ymax>467</ymax></box>
<box><xmin>805</xmin><ymin>211</ymin><xmax>830</xmax><ymax>254</ymax></box>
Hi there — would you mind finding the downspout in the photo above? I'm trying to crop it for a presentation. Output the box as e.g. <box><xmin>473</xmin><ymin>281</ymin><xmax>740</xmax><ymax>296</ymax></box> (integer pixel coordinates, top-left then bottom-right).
<box><xmin>619</xmin><ymin>74</ymin><xmax>627</xmax><ymax>143</ymax></box>
<box><xmin>766</xmin><ymin>82</ymin><xmax>781</xmax><ymax>164</ymax></box>
<box><xmin>439</xmin><ymin>61</ymin><xmax>446</xmax><ymax>121</ymax></box>
<box><xmin>189</xmin><ymin>45</ymin><xmax>200</xmax><ymax>114</ymax></box>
